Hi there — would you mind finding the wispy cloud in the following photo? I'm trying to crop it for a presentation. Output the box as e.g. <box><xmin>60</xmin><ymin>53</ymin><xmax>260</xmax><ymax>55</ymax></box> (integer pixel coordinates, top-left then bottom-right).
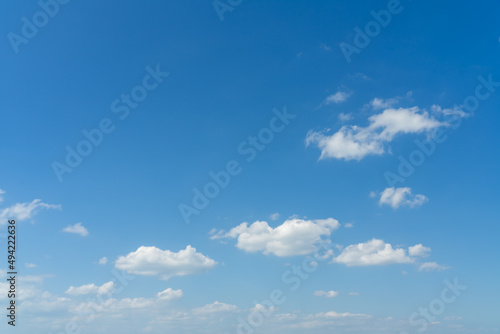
<box><xmin>314</xmin><ymin>290</ymin><xmax>339</xmax><ymax>298</ymax></box>
<box><xmin>0</xmin><ymin>198</ymin><xmax>61</xmax><ymax>225</ymax></box>
<box><xmin>324</xmin><ymin>91</ymin><xmax>352</xmax><ymax>105</ymax></box>
<box><xmin>418</xmin><ymin>262</ymin><xmax>450</xmax><ymax>272</ymax></box>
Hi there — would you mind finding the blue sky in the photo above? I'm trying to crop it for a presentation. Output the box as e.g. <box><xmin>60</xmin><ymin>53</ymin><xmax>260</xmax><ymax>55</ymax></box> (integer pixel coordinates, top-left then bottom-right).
<box><xmin>0</xmin><ymin>0</ymin><xmax>499</xmax><ymax>333</ymax></box>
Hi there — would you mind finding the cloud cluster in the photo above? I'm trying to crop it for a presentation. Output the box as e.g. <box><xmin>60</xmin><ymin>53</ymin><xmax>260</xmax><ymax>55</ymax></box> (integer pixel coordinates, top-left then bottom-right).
<box><xmin>210</xmin><ymin>218</ymin><xmax>340</xmax><ymax>257</ymax></box>
<box><xmin>333</xmin><ymin>239</ymin><xmax>429</xmax><ymax>266</ymax></box>
<box><xmin>306</xmin><ymin>106</ymin><xmax>448</xmax><ymax>161</ymax></box>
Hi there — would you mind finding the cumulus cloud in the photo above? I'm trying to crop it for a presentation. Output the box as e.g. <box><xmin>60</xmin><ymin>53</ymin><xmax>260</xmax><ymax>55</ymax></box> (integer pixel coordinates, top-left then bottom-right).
<box><xmin>333</xmin><ymin>239</ymin><xmax>426</xmax><ymax>266</ymax></box>
<box><xmin>306</xmin><ymin>106</ymin><xmax>452</xmax><ymax>161</ymax></box>
<box><xmin>314</xmin><ymin>290</ymin><xmax>339</xmax><ymax>298</ymax></box>
<box><xmin>210</xmin><ymin>218</ymin><xmax>339</xmax><ymax>257</ymax></box>
<box><xmin>324</xmin><ymin>91</ymin><xmax>352</xmax><ymax>105</ymax></box>
<box><xmin>409</xmin><ymin>244</ymin><xmax>432</xmax><ymax>257</ymax></box>
<box><xmin>115</xmin><ymin>245</ymin><xmax>217</xmax><ymax>280</ymax></box>
<box><xmin>378</xmin><ymin>187</ymin><xmax>428</xmax><ymax>209</ymax></box>
<box><xmin>65</xmin><ymin>281</ymin><xmax>115</xmax><ymax>296</ymax></box>
<box><xmin>62</xmin><ymin>222</ymin><xmax>89</xmax><ymax>236</ymax></box>
<box><xmin>156</xmin><ymin>288</ymin><xmax>183</xmax><ymax>301</ymax></box>
<box><xmin>418</xmin><ymin>262</ymin><xmax>450</xmax><ymax>272</ymax></box>
<box><xmin>0</xmin><ymin>199</ymin><xmax>61</xmax><ymax>225</ymax></box>
<box><xmin>98</xmin><ymin>257</ymin><xmax>108</xmax><ymax>265</ymax></box>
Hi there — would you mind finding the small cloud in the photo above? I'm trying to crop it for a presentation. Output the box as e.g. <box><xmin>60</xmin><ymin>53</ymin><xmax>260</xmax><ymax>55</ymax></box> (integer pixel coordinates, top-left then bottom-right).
<box><xmin>408</xmin><ymin>244</ymin><xmax>431</xmax><ymax>257</ymax></box>
<box><xmin>320</xmin><ymin>43</ymin><xmax>332</xmax><ymax>51</ymax></box>
<box><xmin>98</xmin><ymin>257</ymin><xmax>108</xmax><ymax>265</ymax></box>
<box><xmin>418</xmin><ymin>262</ymin><xmax>450</xmax><ymax>272</ymax></box>
<box><xmin>350</xmin><ymin>72</ymin><xmax>372</xmax><ymax>81</ymax></box>
<box><xmin>62</xmin><ymin>223</ymin><xmax>89</xmax><ymax>237</ymax></box>
<box><xmin>156</xmin><ymin>288</ymin><xmax>183</xmax><ymax>301</ymax></box>
<box><xmin>348</xmin><ymin>292</ymin><xmax>359</xmax><ymax>296</ymax></box>
<box><xmin>324</xmin><ymin>91</ymin><xmax>352</xmax><ymax>105</ymax></box>
<box><xmin>378</xmin><ymin>187</ymin><xmax>428</xmax><ymax>209</ymax></box>
<box><xmin>314</xmin><ymin>290</ymin><xmax>339</xmax><ymax>298</ymax></box>
<box><xmin>269</xmin><ymin>213</ymin><xmax>280</xmax><ymax>221</ymax></box>
<box><xmin>25</xmin><ymin>263</ymin><xmax>37</xmax><ymax>268</ymax></box>
<box><xmin>364</xmin><ymin>92</ymin><xmax>413</xmax><ymax>110</ymax></box>
<box><xmin>65</xmin><ymin>281</ymin><xmax>115</xmax><ymax>296</ymax></box>
<box><xmin>338</xmin><ymin>113</ymin><xmax>353</xmax><ymax>122</ymax></box>
<box><xmin>0</xmin><ymin>189</ymin><xmax>5</xmax><ymax>202</ymax></box>
<box><xmin>344</xmin><ymin>223</ymin><xmax>354</xmax><ymax>228</ymax></box>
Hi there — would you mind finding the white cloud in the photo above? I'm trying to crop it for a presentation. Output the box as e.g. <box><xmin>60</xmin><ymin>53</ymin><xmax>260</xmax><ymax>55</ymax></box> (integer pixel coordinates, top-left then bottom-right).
<box><xmin>378</xmin><ymin>187</ymin><xmax>428</xmax><ymax>209</ymax></box>
<box><xmin>348</xmin><ymin>292</ymin><xmax>360</xmax><ymax>296</ymax></box>
<box><xmin>98</xmin><ymin>257</ymin><xmax>108</xmax><ymax>265</ymax></box>
<box><xmin>251</xmin><ymin>303</ymin><xmax>278</xmax><ymax>314</ymax></box>
<box><xmin>409</xmin><ymin>244</ymin><xmax>432</xmax><ymax>257</ymax></box>
<box><xmin>269</xmin><ymin>213</ymin><xmax>280</xmax><ymax>221</ymax></box>
<box><xmin>65</xmin><ymin>281</ymin><xmax>115</xmax><ymax>296</ymax></box>
<box><xmin>316</xmin><ymin>311</ymin><xmax>371</xmax><ymax>319</ymax></box>
<box><xmin>344</xmin><ymin>223</ymin><xmax>354</xmax><ymax>228</ymax></box>
<box><xmin>0</xmin><ymin>199</ymin><xmax>61</xmax><ymax>225</ymax></box>
<box><xmin>192</xmin><ymin>301</ymin><xmax>238</xmax><ymax>314</ymax></box>
<box><xmin>431</xmin><ymin>105</ymin><xmax>469</xmax><ymax>118</ymax></box>
<box><xmin>333</xmin><ymin>239</ymin><xmax>416</xmax><ymax>266</ymax></box>
<box><xmin>0</xmin><ymin>189</ymin><xmax>5</xmax><ymax>202</ymax></box>
<box><xmin>62</xmin><ymin>222</ymin><xmax>89</xmax><ymax>236</ymax></box>
<box><xmin>210</xmin><ymin>218</ymin><xmax>339</xmax><ymax>257</ymax></box>
<box><xmin>157</xmin><ymin>288</ymin><xmax>183</xmax><ymax>301</ymax></box>
<box><xmin>367</xmin><ymin>97</ymin><xmax>400</xmax><ymax>110</ymax></box>
<box><xmin>314</xmin><ymin>290</ymin><xmax>339</xmax><ymax>298</ymax></box>
<box><xmin>365</xmin><ymin>92</ymin><xmax>412</xmax><ymax>110</ymax></box>
<box><xmin>338</xmin><ymin>112</ymin><xmax>353</xmax><ymax>122</ymax></box>
<box><xmin>418</xmin><ymin>262</ymin><xmax>450</xmax><ymax>272</ymax></box>
<box><xmin>25</xmin><ymin>263</ymin><xmax>37</xmax><ymax>268</ymax></box>
<box><xmin>324</xmin><ymin>91</ymin><xmax>352</xmax><ymax>105</ymax></box>
<box><xmin>115</xmin><ymin>245</ymin><xmax>217</xmax><ymax>280</ymax></box>
<box><xmin>307</xmin><ymin>106</ymin><xmax>449</xmax><ymax>161</ymax></box>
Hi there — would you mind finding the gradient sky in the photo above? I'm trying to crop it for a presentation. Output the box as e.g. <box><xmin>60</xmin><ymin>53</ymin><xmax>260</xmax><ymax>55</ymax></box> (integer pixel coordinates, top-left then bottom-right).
<box><xmin>0</xmin><ymin>1</ymin><xmax>499</xmax><ymax>333</ymax></box>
